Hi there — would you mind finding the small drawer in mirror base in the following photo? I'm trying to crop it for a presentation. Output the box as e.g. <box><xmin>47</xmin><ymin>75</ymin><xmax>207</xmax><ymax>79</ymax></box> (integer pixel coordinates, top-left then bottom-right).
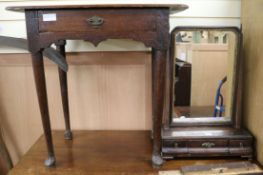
<box><xmin>162</xmin><ymin>147</ymin><xmax>253</xmax><ymax>159</ymax></box>
<box><xmin>162</xmin><ymin>140</ymin><xmax>187</xmax><ymax>148</ymax></box>
<box><xmin>229</xmin><ymin>140</ymin><xmax>253</xmax><ymax>147</ymax></box>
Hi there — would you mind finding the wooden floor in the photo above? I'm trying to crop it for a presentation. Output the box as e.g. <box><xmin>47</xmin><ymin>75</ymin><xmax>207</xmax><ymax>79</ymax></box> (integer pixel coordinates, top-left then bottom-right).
<box><xmin>9</xmin><ymin>131</ymin><xmax>245</xmax><ymax>175</ymax></box>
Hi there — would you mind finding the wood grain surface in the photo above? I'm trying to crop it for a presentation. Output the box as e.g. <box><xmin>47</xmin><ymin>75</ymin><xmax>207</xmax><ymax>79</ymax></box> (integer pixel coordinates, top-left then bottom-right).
<box><xmin>8</xmin><ymin>131</ymin><xmax>244</xmax><ymax>175</ymax></box>
<box><xmin>6</xmin><ymin>4</ymin><xmax>188</xmax><ymax>12</ymax></box>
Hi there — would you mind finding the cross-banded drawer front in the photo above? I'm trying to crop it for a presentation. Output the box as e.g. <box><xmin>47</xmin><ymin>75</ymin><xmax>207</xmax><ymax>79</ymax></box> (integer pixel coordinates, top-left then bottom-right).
<box><xmin>38</xmin><ymin>9</ymin><xmax>157</xmax><ymax>33</ymax></box>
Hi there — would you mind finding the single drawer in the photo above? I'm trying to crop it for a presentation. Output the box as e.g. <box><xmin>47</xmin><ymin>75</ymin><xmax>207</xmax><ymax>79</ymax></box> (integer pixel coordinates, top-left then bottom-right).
<box><xmin>229</xmin><ymin>139</ymin><xmax>252</xmax><ymax>147</ymax></box>
<box><xmin>38</xmin><ymin>9</ymin><xmax>157</xmax><ymax>33</ymax></box>
<box><xmin>162</xmin><ymin>147</ymin><xmax>188</xmax><ymax>154</ymax></box>
<box><xmin>188</xmin><ymin>148</ymin><xmax>229</xmax><ymax>155</ymax></box>
<box><xmin>163</xmin><ymin>140</ymin><xmax>187</xmax><ymax>148</ymax></box>
<box><xmin>188</xmin><ymin>140</ymin><xmax>228</xmax><ymax>148</ymax></box>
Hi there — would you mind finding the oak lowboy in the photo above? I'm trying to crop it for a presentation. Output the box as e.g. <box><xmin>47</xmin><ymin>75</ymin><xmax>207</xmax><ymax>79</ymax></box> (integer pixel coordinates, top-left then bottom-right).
<box><xmin>7</xmin><ymin>4</ymin><xmax>188</xmax><ymax>167</ymax></box>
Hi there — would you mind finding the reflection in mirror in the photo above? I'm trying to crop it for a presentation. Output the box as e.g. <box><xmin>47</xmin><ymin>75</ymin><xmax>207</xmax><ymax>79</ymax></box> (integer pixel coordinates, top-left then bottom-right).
<box><xmin>172</xmin><ymin>29</ymin><xmax>237</xmax><ymax>124</ymax></box>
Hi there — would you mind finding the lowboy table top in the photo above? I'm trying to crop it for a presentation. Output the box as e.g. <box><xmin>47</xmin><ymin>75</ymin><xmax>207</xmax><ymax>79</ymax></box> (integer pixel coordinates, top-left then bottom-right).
<box><xmin>6</xmin><ymin>4</ymin><xmax>188</xmax><ymax>13</ymax></box>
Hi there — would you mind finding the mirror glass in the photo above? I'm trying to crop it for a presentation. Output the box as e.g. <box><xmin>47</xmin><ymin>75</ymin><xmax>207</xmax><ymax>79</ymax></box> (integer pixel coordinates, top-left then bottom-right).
<box><xmin>172</xmin><ymin>29</ymin><xmax>237</xmax><ymax>125</ymax></box>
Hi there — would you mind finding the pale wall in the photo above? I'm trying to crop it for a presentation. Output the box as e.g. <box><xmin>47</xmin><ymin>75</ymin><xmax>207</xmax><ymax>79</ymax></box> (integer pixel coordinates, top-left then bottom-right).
<box><xmin>242</xmin><ymin>0</ymin><xmax>263</xmax><ymax>165</ymax></box>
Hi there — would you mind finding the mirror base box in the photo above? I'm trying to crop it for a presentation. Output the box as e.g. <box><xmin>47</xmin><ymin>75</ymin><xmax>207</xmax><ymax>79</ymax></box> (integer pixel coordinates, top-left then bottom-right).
<box><xmin>162</xmin><ymin>127</ymin><xmax>253</xmax><ymax>159</ymax></box>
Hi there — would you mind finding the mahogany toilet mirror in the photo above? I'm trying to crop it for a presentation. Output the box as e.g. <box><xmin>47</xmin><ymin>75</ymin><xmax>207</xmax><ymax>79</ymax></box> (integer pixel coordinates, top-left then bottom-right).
<box><xmin>161</xmin><ymin>26</ymin><xmax>253</xmax><ymax>160</ymax></box>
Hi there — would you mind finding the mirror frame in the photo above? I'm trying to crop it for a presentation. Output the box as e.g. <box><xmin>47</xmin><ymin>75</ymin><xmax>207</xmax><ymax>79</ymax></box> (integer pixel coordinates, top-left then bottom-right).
<box><xmin>164</xmin><ymin>26</ymin><xmax>242</xmax><ymax>127</ymax></box>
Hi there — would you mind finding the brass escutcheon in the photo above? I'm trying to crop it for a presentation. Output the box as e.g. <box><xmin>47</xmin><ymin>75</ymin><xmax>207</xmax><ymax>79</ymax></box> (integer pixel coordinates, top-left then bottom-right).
<box><xmin>202</xmin><ymin>142</ymin><xmax>216</xmax><ymax>148</ymax></box>
<box><xmin>86</xmin><ymin>16</ymin><xmax>104</xmax><ymax>28</ymax></box>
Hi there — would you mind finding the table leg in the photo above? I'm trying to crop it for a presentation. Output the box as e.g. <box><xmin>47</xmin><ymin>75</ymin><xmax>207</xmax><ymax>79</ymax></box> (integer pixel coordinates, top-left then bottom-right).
<box><xmin>55</xmin><ymin>41</ymin><xmax>73</xmax><ymax>140</ymax></box>
<box><xmin>151</xmin><ymin>48</ymin><xmax>167</xmax><ymax>167</ymax></box>
<box><xmin>163</xmin><ymin>47</ymin><xmax>173</xmax><ymax>129</ymax></box>
<box><xmin>0</xmin><ymin>129</ymin><xmax>13</xmax><ymax>173</ymax></box>
<box><xmin>31</xmin><ymin>51</ymin><xmax>56</xmax><ymax>167</ymax></box>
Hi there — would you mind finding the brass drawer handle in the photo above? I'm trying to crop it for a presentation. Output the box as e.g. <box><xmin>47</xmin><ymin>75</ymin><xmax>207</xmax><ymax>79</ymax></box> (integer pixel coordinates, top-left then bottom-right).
<box><xmin>240</xmin><ymin>143</ymin><xmax>244</xmax><ymax>148</ymax></box>
<box><xmin>202</xmin><ymin>142</ymin><xmax>216</xmax><ymax>148</ymax></box>
<box><xmin>174</xmin><ymin>143</ymin><xmax>178</xmax><ymax>148</ymax></box>
<box><xmin>86</xmin><ymin>16</ymin><xmax>104</xmax><ymax>28</ymax></box>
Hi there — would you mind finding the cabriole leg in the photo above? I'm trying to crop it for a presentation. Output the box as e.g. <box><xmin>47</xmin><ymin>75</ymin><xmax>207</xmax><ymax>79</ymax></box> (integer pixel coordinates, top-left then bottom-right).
<box><xmin>151</xmin><ymin>48</ymin><xmax>167</xmax><ymax>167</ymax></box>
<box><xmin>31</xmin><ymin>51</ymin><xmax>56</xmax><ymax>167</ymax></box>
<box><xmin>56</xmin><ymin>40</ymin><xmax>73</xmax><ymax>140</ymax></box>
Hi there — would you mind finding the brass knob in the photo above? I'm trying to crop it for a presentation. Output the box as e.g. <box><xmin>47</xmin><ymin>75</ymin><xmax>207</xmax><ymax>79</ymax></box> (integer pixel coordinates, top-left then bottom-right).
<box><xmin>174</xmin><ymin>142</ymin><xmax>178</xmax><ymax>148</ymax></box>
<box><xmin>240</xmin><ymin>142</ymin><xmax>244</xmax><ymax>148</ymax></box>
